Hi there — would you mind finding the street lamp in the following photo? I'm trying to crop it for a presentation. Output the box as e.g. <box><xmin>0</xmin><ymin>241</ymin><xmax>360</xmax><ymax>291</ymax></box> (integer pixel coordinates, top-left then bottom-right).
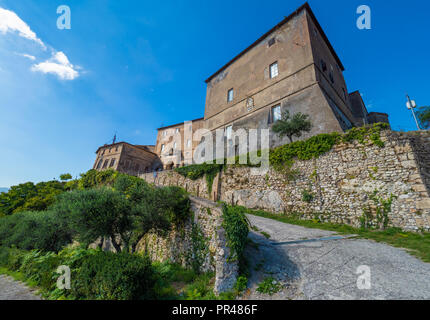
<box><xmin>406</xmin><ymin>94</ymin><xmax>421</xmax><ymax>130</ymax></box>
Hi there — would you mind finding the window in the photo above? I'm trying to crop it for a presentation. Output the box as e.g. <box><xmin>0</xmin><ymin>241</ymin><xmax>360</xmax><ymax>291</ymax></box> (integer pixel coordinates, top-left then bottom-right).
<box><xmin>115</xmin><ymin>146</ymin><xmax>118</xmax><ymax>152</ymax></box>
<box><xmin>109</xmin><ymin>159</ymin><xmax>116</xmax><ymax>167</ymax></box>
<box><xmin>321</xmin><ymin>59</ymin><xmax>327</xmax><ymax>72</ymax></box>
<box><xmin>329</xmin><ymin>71</ymin><xmax>334</xmax><ymax>84</ymax></box>
<box><xmin>270</xmin><ymin>62</ymin><xmax>279</xmax><ymax>79</ymax></box>
<box><xmin>161</xmin><ymin>144</ymin><xmax>165</xmax><ymax>152</ymax></box>
<box><xmin>268</xmin><ymin>37</ymin><xmax>276</xmax><ymax>47</ymax></box>
<box><xmin>173</xmin><ymin>142</ymin><xmax>177</xmax><ymax>149</ymax></box>
<box><xmin>227</xmin><ymin>88</ymin><xmax>234</xmax><ymax>102</ymax></box>
<box><xmin>97</xmin><ymin>160</ymin><xmax>103</xmax><ymax>169</ymax></box>
<box><xmin>175</xmin><ymin>128</ymin><xmax>180</xmax><ymax>134</ymax></box>
<box><xmin>329</xmin><ymin>66</ymin><xmax>334</xmax><ymax>83</ymax></box>
<box><xmin>187</xmin><ymin>139</ymin><xmax>192</xmax><ymax>148</ymax></box>
<box><xmin>342</xmin><ymin>88</ymin><xmax>347</xmax><ymax>100</ymax></box>
<box><xmin>163</xmin><ymin>131</ymin><xmax>167</xmax><ymax>137</ymax></box>
<box><xmin>271</xmin><ymin>105</ymin><xmax>282</xmax><ymax>123</ymax></box>
<box><xmin>102</xmin><ymin>159</ymin><xmax>109</xmax><ymax>169</ymax></box>
<box><xmin>225</xmin><ymin>125</ymin><xmax>233</xmax><ymax>140</ymax></box>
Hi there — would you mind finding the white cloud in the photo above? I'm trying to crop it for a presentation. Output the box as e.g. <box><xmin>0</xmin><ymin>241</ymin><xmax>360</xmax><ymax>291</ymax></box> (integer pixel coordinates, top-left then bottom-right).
<box><xmin>0</xmin><ymin>8</ymin><xmax>46</xmax><ymax>49</ymax></box>
<box><xmin>31</xmin><ymin>51</ymin><xmax>79</xmax><ymax>80</ymax></box>
<box><xmin>17</xmin><ymin>53</ymin><xmax>36</xmax><ymax>61</ymax></box>
<box><xmin>0</xmin><ymin>7</ymin><xmax>81</xmax><ymax>80</ymax></box>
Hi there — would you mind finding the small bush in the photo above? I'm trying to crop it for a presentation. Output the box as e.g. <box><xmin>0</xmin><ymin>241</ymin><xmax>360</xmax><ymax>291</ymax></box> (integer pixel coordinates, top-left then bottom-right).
<box><xmin>0</xmin><ymin>211</ymin><xmax>73</xmax><ymax>252</ymax></box>
<box><xmin>256</xmin><ymin>277</ymin><xmax>283</xmax><ymax>295</ymax></box>
<box><xmin>72</xmin><ymin>251</ymin><xmax>155</xmax><ymax>300</ymax></box>
<box><xmin>222</xmin><ymin>205</ymin><xmax>249</xmax><ymax>262</ymax></box>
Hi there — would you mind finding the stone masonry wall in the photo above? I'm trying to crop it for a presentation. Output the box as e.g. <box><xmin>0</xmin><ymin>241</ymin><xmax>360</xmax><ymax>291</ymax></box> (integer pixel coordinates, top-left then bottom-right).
<box><xmin>136</xmin><ymin>196</ymin><xmax>238</xmax><ymax>294</ymax></box>
<box><xmin>141</xmin><ymin>131</ymin><xmax>430</xmax><ymax>232</ymax></box>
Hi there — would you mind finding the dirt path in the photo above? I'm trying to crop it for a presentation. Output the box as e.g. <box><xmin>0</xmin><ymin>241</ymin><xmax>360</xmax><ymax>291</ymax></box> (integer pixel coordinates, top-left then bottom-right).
<box><xmin>240</xmin><ymin>214</ymin><xmax>430</xmax><ymax>300</ymax></box>
<box><xmin>0</xmin><ymin>274</ymin><xmax>41</xmax><ymax>300</ymax></box>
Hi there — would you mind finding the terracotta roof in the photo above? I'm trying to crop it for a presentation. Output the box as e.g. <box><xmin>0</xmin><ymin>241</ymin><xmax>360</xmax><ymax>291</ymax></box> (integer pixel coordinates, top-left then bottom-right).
<box><xmin>205</xmin><ymin>2</ymin><xmax>345</xmax><ymax>84</ymax></box>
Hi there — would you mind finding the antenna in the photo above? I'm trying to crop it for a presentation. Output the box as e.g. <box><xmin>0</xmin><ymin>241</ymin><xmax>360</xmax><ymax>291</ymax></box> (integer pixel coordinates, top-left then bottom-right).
<box><xmin>113</xmin><ymin>132</ymin><xmax>117</xmax><ymax>144</ymax></box>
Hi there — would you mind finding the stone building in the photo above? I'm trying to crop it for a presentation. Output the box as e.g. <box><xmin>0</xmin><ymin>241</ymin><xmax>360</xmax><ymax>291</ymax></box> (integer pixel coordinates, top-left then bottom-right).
<box><xmin>93</xmin><ymin>142</ymin><xmax>162</xmax><ymax>175</ymax></box>
<box><xmin>203</xmin><ymin>3</ymin><xmax>388</xmax><ymax>148</ymax></box>
<box><xmin>92</xmin><ymin>3</ymin><xmax>391</xmax><ymax>172</ymax></box>
<box><xmin>155</xmin><ymin>118</ymin><xmax>205</xmax><ymax>169</ymax></box>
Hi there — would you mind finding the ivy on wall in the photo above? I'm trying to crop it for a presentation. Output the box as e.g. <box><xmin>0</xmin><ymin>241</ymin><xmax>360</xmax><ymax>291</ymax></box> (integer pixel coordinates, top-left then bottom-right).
<box><xmin>174</xmin><ymin>124</ymin><xmax>390</xmax><ymax>181</ymax></box>
<box><xmin>221</xmin><ymin>205</ymin><xmax>249</xmax><ymax>262</ymax></box>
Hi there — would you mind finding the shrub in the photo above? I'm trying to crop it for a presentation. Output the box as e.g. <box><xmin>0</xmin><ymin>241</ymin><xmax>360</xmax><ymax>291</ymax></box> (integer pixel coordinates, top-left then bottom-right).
<box><xmin>0</xmin><ymin>181</ymin><xmax>66</xmax><ymax>216</ymax></box>
<box><xmin>51</xmin><ymin>187</ymin><xmax>132</xmax><ymax>252</ymax></box>
<box><xmin>71</xmin><ymin>251</ymin><xmax>155</xmax><ymax>300</ymax></box>
<box><xmin>222</xmin><ymin>205</ymin><xmax>249</xmax><ymax>262</ymax></box>
<box><xmin>0</xmin><ymin>211</ymin><xmax>73</xmax><ymax>252</ymax></box>
<box><xmin>256</xmin><ymin>276</ymin><xmax>283</xmax><ymax>295</ymax></box>
<box><xmin>0</xmin><ymin>247</ymin><xmax>156</xmax><ymax>300</ymax></box>
<box><xmin>175</xmin><ymin>163</ymin><xmax>223</xmax><ymax>195</ymax></box>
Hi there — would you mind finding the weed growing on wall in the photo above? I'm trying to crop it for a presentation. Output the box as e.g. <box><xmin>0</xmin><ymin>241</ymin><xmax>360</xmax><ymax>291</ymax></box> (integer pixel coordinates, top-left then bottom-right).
<box><xmin>221</xmin><ymin>205</ymin><xmax>249</xmax><ymax>262</ymax></box>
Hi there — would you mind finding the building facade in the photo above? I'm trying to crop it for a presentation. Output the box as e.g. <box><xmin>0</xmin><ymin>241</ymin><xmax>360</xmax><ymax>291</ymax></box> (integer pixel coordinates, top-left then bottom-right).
<box><xmin>155</xmin><ymin>118</ymin><xmax>205</xmax><ymax>169</ymax></box>
<box><xmin>93</xmin><ymin>142</ymin><xmax>162</xmax><ymax>175</ymax></box>
<box><xmin>92</xmin><ymin>3</ymin><xmax>389</xmax><ymax>173</ymax></box>
<box><xmin>202</xmin><ymin>3</ymin><xmax>388</xmax><ymax>148</ymax></box>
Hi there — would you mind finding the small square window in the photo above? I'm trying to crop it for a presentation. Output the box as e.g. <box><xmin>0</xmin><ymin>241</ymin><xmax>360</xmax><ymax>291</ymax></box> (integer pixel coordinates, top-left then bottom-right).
<box><xmin>225</xmin><ymin>126</ymin><xmax>233</xmax><ymax>140</ymax></box>
<box><xmin>271</xmin><ymin>105</ymin><xmax>282</xmax><ymax>123</ymax></box>
<box><xmin>321</xmin><ymin>59</ymin><xmax>327</xmax><ymax>72</ymax></box>
<box><xmin>270</xmin><ymin>62</ymin><xmax>279</xmax><ymax>79</ymax></box>
<box><xmin>175</xmin><ymin>128</ymin><xmax>180</xmax><ymax>134</ymax></box>
<box><xmin>227</xmin><ymin>88</ymin><xmax>234</xmax><ymax>102</ymax></box>
<box><xmin>268</xmin><ymin>37</ymin><xmax>276</xmax><ymax>47</ymax></box>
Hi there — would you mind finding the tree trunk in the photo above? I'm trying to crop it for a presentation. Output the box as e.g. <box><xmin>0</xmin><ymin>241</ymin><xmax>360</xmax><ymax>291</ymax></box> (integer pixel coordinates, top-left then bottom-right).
<box><xmin>110</xmin><ymin>236</ymin><xmax>122</xmax><ymax>253</ymax></box>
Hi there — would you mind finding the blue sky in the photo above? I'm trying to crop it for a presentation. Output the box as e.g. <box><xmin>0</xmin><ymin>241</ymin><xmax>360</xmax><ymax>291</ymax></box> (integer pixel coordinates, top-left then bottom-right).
<box><xmin>0</xmin><ymin>0</ymin><xmax>428</xmax><ymax>187</ymax></box>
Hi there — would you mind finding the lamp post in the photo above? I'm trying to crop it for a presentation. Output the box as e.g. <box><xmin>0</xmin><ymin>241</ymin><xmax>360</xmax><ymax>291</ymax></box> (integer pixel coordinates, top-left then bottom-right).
<box><xmin>406</xmin><ymin>95</ymin><xmax>421</xmax><ymax>130</ymax></box>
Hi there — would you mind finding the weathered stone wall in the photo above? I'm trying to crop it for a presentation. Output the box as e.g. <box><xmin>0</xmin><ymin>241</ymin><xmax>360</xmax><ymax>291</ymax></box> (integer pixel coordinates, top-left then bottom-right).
<box><xmin>141</xmin><ymin>131</ymin><xmax>430</xmax><ymax>232</ymax></box>
<box><xmin>136</xmin><ymin>196</ymin><xmax>238</xmax><ymax>294</ymax></box>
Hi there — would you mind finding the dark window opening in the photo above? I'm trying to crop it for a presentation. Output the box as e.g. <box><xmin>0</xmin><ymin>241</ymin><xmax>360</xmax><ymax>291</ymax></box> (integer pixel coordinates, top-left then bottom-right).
<box><xmin>321</xmin><ymin>59</ymin><xmax>327</xmax><ymax>72</ymax></box>
<box><xmin>268</xmin><ymin>37</ymin><xmax>276</xmax><ymax>47</ymax></box>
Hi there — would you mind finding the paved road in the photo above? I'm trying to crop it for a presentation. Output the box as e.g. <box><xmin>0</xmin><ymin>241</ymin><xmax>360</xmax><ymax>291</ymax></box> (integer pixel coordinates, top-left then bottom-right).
<box><xmin>0</xmin><ymin>275</ymin><xmax>41</xmax><ymax>300</ymax></box>
<box><xmin>241</xmin><ymin>215</ymin><xmax>430</xmax><ymax>300</ymax></box>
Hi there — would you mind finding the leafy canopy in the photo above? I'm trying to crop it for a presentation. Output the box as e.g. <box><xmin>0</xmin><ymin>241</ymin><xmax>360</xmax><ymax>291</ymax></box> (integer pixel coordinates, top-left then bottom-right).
<box><xmin>272</xmin><ymin>111</ymin><xmax>312</xmax><ymax>143</ymax></box>
<box><xmin>416</xmin><ymin>106</ymin><xmax>430</xmax><ymax>129</ymax></box>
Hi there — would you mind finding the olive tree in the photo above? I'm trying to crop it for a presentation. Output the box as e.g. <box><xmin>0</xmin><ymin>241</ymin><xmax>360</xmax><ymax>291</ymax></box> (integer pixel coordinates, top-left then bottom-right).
<box><xmin>272</xmin><ymin>111</ymin><xmax>312</xmax><ymax>143</ymax></box>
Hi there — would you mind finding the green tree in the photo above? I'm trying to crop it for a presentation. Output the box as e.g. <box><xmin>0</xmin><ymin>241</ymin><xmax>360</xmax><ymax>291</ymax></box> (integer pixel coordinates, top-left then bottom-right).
<box><xmin>52</xmin><ymin>187</ymin><xmax>132</xmax><ymax>253</ymax></box>
<box><xmin>272</xmin><ymin>111</ymin><xmax>312</xmax><ymax>143</ymax></box>
<box><xmin>416</xmin><ymin>106</ymin><xmax>430</xmax><ymax>129</ymax></box>
<box><xmin>0</xmin><ymin>210</ymin><xmax>73</xmax><ymax>252</ymax></box>
<box><xmin>59</xmin><ymin>173</ymin><xmax>73</xmax><ymax>181</ymax></box>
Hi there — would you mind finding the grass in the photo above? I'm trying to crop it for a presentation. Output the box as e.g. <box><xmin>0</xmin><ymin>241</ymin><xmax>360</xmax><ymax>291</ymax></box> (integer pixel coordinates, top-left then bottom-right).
<box><xmin>256</xmin><ymin>276</ymin><xmax>283</xmax><ymax>295</ymax></box>
<box><xmin>152</xmin><ymin>262</ymin><xmax>236</xmax><ymax>300</ymax></box>
<box><xmin>260</xmin><ymin>231</ymin><xmax>271</xmax><ymax>239</ymax></box>
<box><xmin>0</xmin><ymin>259</ymin><xmax>237</xmax><ymax>301</ymax></box>
<box><xmin>246</xmin><ymin>209</ymin><xmax>430</xmax><ymax>263</ymax></box>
